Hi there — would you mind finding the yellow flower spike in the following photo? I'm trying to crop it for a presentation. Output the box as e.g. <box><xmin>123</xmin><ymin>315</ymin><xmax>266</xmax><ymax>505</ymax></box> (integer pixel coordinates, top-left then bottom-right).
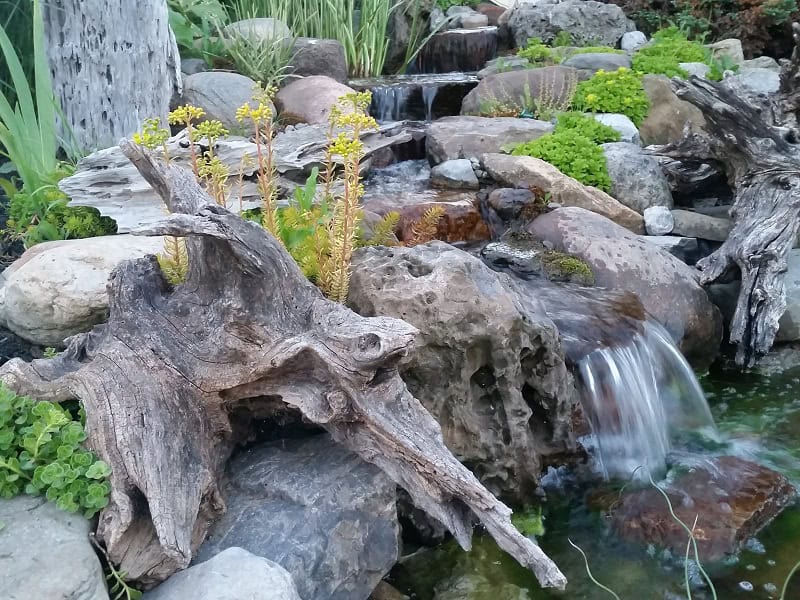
<box><xmin>196</xmin><ymin>119</ymin><xmax>229</xmax><ymax>143</ymax></box>
<box><xmin>168</xmin><ymin>104</ymin><xmax>205</xmax><ymax>126</ymax></box>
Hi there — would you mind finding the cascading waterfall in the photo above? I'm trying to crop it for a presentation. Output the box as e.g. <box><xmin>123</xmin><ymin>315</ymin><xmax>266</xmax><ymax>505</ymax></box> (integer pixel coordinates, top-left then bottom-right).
<box><xmin>371</xmin><ymin>86</ymin><xmax>411</xmax><ymax>122</ymax></box>
<box><xmin>422</xmin><ymin>85</ymin><xmax>438</xmax><ymax>122</ymax></box>
<box><xmin>577</xmin><ymin>320</ymin><xmax>717</xmax><ymax>480</ymax></box>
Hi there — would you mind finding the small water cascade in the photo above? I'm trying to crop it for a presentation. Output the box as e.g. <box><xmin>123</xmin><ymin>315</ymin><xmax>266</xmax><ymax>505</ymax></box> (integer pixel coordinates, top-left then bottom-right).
<box><xmin>421</xmin><ymin>85</ymin><xmax>437</xmax><ymax>122</ymax></box>
<box><xmin>577</xmin><ymin>320</ymin><xmax>718</xmax><ymax>480</ymax></box>
<box><xmin>371</xmin><ymin>86</ymin><xmax>412</xmax><ymax>122</ymax></box>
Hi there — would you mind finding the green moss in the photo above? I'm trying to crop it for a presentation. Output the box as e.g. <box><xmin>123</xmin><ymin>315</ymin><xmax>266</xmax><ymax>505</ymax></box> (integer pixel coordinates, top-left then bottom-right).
<box><xmin>511</xmin><ymin>506</ymin><xmax>545</xmax><ymax>537</ymax></box>
<box><xmin>573</xmin><ymin>67</ymin><xmax>650</xmax><ymax>127</ymax></box>
<box><xmin>554</xmin><ymin>112</ymin><xmax>621</xmax><ymax>144</ymax></box>
<box><xmin>541</xmin><ymin>251</ymin><xmax>595</xmax><ymax>285</ymax></box>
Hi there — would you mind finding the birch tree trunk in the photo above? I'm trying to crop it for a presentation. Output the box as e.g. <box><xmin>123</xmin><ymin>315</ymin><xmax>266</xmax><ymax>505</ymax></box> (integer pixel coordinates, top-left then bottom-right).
<box><xmin>42</xmin><ymin>0</ymin><xmax>181</xmax><ymax>152</ymax></box>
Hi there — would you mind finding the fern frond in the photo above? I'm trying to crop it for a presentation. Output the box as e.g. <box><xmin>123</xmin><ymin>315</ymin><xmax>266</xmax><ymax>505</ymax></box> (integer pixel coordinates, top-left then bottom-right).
<box><xmin>363</xmin><ymin>211</ymin><xmax>400</xmax><ymax>247</ymax></box>
<box><xmin>408</xmin><ymin>206</ymin><xmax>445</xmax><ymax>246</ymax></box>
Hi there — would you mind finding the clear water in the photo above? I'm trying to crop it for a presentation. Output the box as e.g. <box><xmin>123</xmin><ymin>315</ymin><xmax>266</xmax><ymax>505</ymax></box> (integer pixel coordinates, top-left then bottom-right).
<box><xmin>390</xmin><ymin>351</ymin><xmax>800</xmax><ymax>599</ymax></box>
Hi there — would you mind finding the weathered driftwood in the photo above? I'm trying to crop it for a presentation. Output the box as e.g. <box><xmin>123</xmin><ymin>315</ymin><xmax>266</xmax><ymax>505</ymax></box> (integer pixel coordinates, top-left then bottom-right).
<box><xmin>659</xmin><ymin>72</ymin><xmax>800</xmax><ymax>366</ymax></box>
<box><xmin>42</xmin><ymin>0</ymin><xmax>181</xmax><ymax>151</ymax></box>
<box><xmin>0</xmin><ymin>141</ymin><xmax>566</xmax><ymax>590</ymax></box>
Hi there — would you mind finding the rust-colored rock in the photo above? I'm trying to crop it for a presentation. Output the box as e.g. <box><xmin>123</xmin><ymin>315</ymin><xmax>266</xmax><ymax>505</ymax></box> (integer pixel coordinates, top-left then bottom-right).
<box><xmin>611</xmin><ymin>456</ymin><xmax>795</xmax><ymax>561</ymax></box>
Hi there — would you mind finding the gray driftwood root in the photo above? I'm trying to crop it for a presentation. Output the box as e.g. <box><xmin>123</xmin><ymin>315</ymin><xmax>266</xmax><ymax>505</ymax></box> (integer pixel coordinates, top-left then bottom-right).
<box><xmin>0</xmin><ymin>141</ymin><xmax>567</xmax><ymax>590</ymax></box>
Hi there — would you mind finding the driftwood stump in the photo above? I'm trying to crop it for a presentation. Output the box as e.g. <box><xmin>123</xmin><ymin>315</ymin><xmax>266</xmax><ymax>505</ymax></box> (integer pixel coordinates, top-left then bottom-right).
<box><xmin>658</xmin><ymin>40</ymin><xmax>800</xmax><ymax>366</ymax></box>
<box><xmin>0</xmin><ymin>141</ymin><xmax>566</xmax><ymax>590</ymax></box>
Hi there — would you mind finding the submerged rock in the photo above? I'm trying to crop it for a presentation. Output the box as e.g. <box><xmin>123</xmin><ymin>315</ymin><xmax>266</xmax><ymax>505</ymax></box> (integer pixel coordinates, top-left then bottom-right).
<box><xmin>0</xmin><ymin>496</ymin><xmax>108</xmax><ymax>600</ymax></box>
<box><xmin>196</xmin><ymin>434</ymin><xmax>399</xmax><ymax>600</ymax></box>
<box><xmin>144</xmin><ymin>548</ymin><xmax>300</xmax><ymax>600</ymax></box>
<box><xmin>611</xmin><ymin>456</ymin><xmax>795</xmax><ymax>561</ymax></box>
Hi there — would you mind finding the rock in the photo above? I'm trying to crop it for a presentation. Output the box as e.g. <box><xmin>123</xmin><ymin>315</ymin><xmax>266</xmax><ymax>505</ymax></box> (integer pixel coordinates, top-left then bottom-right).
<box><xmin>224</xmin><ymin>17</ymin><xmax>292</xmax><ymax>44</ymax></box>
<box><xmin>426</xmin><ymin>116</ymin><xmax>553</xmax><ymax>164</ymax></box>
<box><xmin>476</xmin><ymin>2</ymin><xmax>507</xmax><ymax>26</ymax></box>
<box><xmin>0</xmin><ymin>496</ymin><xmax>107</xmax><ymax>600</ymax></box>
<box><xmin>643</xmin><ymin>206</ymin><xmax>674</xmax><ymax>235</ymax></box>
<box><xmin>477</xmin><ymin>56</ymin><xmax>532</xmax><ymax>79</ymax></box>
<box><xmin>144</xmin><ymin>548</ymin><xmax>300</xmax><ymax>600</ymax></box>
<box><xmin>274</xmin><ymin>76</ymin><xmax>357</xmax><ymax>125</ymax></box>
<box><xmin>640</xmin><ymin>74</ymin><xmax>707</xmax><ymax>145</ymax></box>
<box><xmin>348</xmin><ymin>243</ymin><xmax>577</xmax><ymax>500</ymax></box>
<box><xmin>621</xmin><ymin>31</ymin><xmax>647</xmax><ymax>52</ymax></box>
<box><xmin>742</xmin><ymin>56</ymin><xmax>780</xmax><ymax>72</ymax></box>
<box><xmin>482</xmin><ymin>153</ymin><xmax>645</xmax><ymax>233</ymax></box>
<box><xmin>446</xmin><ymin>5</ymin><xmax>475</xmax><ymax>24</ymax></box>
<box><xmin>0</xmin><ymin>235</ymin><xmax>165</xmax><ymax>346</ymax></box>
<box><xmin>592</xmin><ymin>113</ymin><xmax>640</xmax><ymax>145</ymax></box>
<box><xmin>461</xmin><ymin>66</ymin><xmax>581</xmax><ymax>116</ymax></box>
<box><xmin>430</xmin><ymin>159</ymin><xmax>479</xmax><ymax>189</ymax></box>
<box><xmin>777</xmin><ymin>249</ymin><xmax>800</xmax><ymax>342</ymax></box>
<box><xmin>611</xmin><ymin>456</ymin><xmax>795</xmax><ymax>561</ymax></box>
<box><xmin>180</xmin><ymin>58</ymin><xmax>207</xmax><ymax>76</ymax></box>
<box><xmin>419</xmin><ymin>28</ymin><xmax>499</xmax><ymax>73</ymax></box>
<box><xmin>726</xmin><ymin>67</ymin><xmax>781</xmax><ymax>96</ymax></box>
<box><xmin>181</xmin><ymin>71</ymin><xmax>265</xmax><ymax>132</ymax></box>
<box><xmin>707</xmin><ymin>38</ymin><xmax>745</xmax><ymax>66</ymax></box>
<box><xmin>487</xmin><ymin>187</ymin><xmax>538</xmax><ymax>221</ymax></box>
<box><xmin>679</xmin><ymin>62</ymin><xmax>710</xmax><ymax>78</ymax></box>
<box><xmin>562</xmin><ymin>52</ymin><xmax>631</xmax><ymax>72</ymax></box>
<box><xmin>601</xmin><ymin>142</ymin><xmax>673</xmax><ymax>213</ymax></box>
<box><xmin>461</xmin><ymin>13</ymin><xmax>489</xmax><ymax>29</ymax></box>
<box><xmin>528</xmin><ymin>207</ymin><xmax>723</xmax><ymax>364</ymax></box>
<box><xmin>507</xmin><ymin>0</ymin><xmax>633</xmax><ymax>48</ymax></box>
<box><xmin>196</xmin><ymin>434</ymin><xmax>398</xmax><ymax>600</ymax></box>
<box><xmin>640</xmin><ymin>235</ymin><xmax>701</xmax><ymax>265</ymax></box>
<box><xmin>671</xmin><ymin>209</ymin><xmax>732</xmax><ymax>241</ymax></box>
<box><xmin>289</xmin><ymin>38</ymin><xmax>348</xmax><ymax>84</ymax></box>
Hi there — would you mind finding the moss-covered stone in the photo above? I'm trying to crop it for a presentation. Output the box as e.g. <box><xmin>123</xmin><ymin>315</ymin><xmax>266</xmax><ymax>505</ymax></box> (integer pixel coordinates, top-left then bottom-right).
<box><xmin>540</xmin><ymin>251</ymin><xmax>595</xmax><ymax>286</ymax></box>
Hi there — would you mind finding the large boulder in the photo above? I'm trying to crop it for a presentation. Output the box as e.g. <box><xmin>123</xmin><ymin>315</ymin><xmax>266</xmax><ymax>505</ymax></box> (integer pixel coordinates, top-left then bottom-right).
<box><xmin>0</xmin><ymin>496</ymin><xmax>108</xmax><ymax>600</ymax></box>
<box><xmin>196</xmin><ymin>434</ymin><xmax>398</xmax><ymax>600</ymax></box>
<box><xmin>0</xmin><ymin>235</ymin><xmax>165</xmax><ymax>346</ymax></box>
<box><xmin>348</xmin><ymin>242</ymin><xmax>577</xmax><ymax>500</ymax></box>
<box><xmin>601</xmin><ymin>142</ymin><xmax>673</xmax><ymax>213</ymax></box>
<box><xmin>593</xmin><ymin>113</ymin><xmax>640</xmax><ymax>145</ymax></box>
<box><xmin>528</xmin><ymin>207</ymin><xmax>723</xmax><ymax>365</ymax></box>
<box><xmin>181</xmin><ymin>71</ymin><xmax>265</xmax><ymax>132</ymax></box>
<box><xmin>562</xmin><ymin>52</ymin><xmax>631</xmax><ymax>72</ymax></box>
<box><xmin>430</xmin><ymin>159</ymin><xmax>480</xmax><ymax>190</ymax></box>
<box><xmin>275</xmin><ymin>76</ymin><xmax>357</xmax><ymax>125</ymax></box>
<box><xmin>144</xmin><ymin>548</ymin><xmax>301</xmax><ymax>600</ymax></box>
<box><xmin>481</xmin><ymin>153</ymin><xmax>645</xmax><ymax>233</ymax></box>
<box><xmin>507</xmin><ymin>0</ymin><xmax>633</xmax><ymax>48</ymax></box>
<box><xmin>461</xmin><ymin>66</ymin><xmax>580</xmax><ymax>116</ymax></box>
<box><xmin>426</xmin><ymin>116</ymin><xmax>553</xmax><ymax>164</ymax></box>
<box><xmin>640</xmin><ymin>74</ymin><xmax>706</xmax><ymax>145</ymax></box>
<box><xmin>289</xmin><ymin>38</ymin><xmax>348</xmax><ymax>84</ymax></box>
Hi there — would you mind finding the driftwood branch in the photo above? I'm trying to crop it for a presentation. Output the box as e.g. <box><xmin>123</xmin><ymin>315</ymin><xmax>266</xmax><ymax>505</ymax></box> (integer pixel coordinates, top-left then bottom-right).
<box><xmin>0</xmin><ymin>141</ymin><xmax>566</xmax><ymax>590</ymax></box>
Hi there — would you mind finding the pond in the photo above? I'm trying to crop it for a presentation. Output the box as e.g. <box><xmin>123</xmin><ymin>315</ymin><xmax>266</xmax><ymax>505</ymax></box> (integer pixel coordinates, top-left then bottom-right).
<box><xmin>388</xmin><ymin>352</ymin><xmax>800</xmax><ymax>600</ymax></box>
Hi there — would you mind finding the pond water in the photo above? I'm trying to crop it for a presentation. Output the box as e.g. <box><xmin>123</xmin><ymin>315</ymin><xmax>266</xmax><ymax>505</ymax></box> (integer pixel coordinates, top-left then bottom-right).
<box><xmin>389</xmin><ymin>354</ymin><xmax>800</xmax><ymax>599</ymax></box>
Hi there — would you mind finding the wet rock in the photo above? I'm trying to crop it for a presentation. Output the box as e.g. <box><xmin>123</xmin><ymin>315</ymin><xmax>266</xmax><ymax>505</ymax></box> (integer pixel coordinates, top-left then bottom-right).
<box><xmin>418</xmin><ymin>28</ymin><xmax>499</xmax><ymax>73</ymax></box>
<box><xmin>289</xmin><ymin>38</ymin><xmax>348</xmax><ymax>84</ymax></box>
<box><xmin>644</xmin><ymin>206</ymin><xmax>674</xmax><ymax>235</ymax></box>
<box><xmin>481</xmin><ymin>153</ymin><xmax>645</xmax><ymax>233</ymax></box>
<box><xmin>461</xmin><ymin>66</ymin><xmax>581</xmax><ymax>116</ymax></box>
<box><xmin>562</xmin><ymin>52</ymin><xmax>631</xmax><ymax>73</ymax></box>
<box><xmin>602</xmin><ymin>142</ymin><xmax>674</xmax><ymax>213</ymax></box>
<box><xmin>640</xmin><ymin>74</ymin><xmax>707</xmax><ymax>146</ymax></box>
<box><xmin>275</xmin><ymin>76</ymin><xmax>357</xmax><ymax>125</ymax></box>
<box><xmin>528</xmin><ymin>207</ymin><xmax>723</xmax><ymax>365</ymax></box>
<box><xmin>180</xmin><ymin>58</ymin><xmax>207</xmax><ymax>76</ymax></box>
<box><xmin>481</xmin><ymin>235</ymin><xmax>596</xmax><ymax>285</ymax></box>
<box><xmin>430</xmin><ymin>159</ymin><xmax>479</xmax><ymax>190</ymax></box>
<box><xmin>224</xmin><ymin>17</ymin><xmax>292</xmax><ymax>44</ymax></box>
<box><xmin>181</xmin><ymin>71</ymin><xmax>265</xmax><ymax>132</ymax></box>
<box><xmin>0</xmin><ymin>496</ymin><xmax>108</xmax><ymax>600</ymax></box>
<box><xmin>592</xmin><ymin>113</ymin><xmax>640</xmax><ymax>145</ymax></box>
<box><xmin>349</xmin><ymin>243</ymin><xmax>577</xmax><ymax>500</ymax></box>
<box><xmin>507</xmin><ymin>0</ymin><xmax>633</xmax><ymax>48</ymax></box>
<box><xmin>671</xmin><ymin>209</ymin><xmax>732</xmax><ymax>242</ymax></box>
<box><xmin>144</xmin><ymin>548</ymin><xmax>300</xmax><ymax>600</ymax></box>
<box><xmin>427</xmin><ymin>116</ymin><xmax>553</xmax><ymax>164</ymax></box>
<box><xmin>640</xmin><ymin>235</ymin><xmax>701</xmax><ymax>265</ymax></box>
<box><xmin>0</xmin><ymin>235</ymin><xmax>165</xmax><ymax>346</ymax></box>
<box><xmin>196</xmin><ymin>434</ymin><xmax>398</xmax><ymax>600</ymax></box>
<box><xmin>477</xmin><ymin>56</ymin><xmax>532</xmax><ymax>79</ymax></box>
<box><xmin>707</xmin><ymin>38</ymin><xmax>745</xmax><ymax>66</ymax></box>
<box><xmin>621</xmin><ymin>31</ymin><xmax>648</xmax><ymax>52</ymax></box>
<box><xmin>611</xmin><ymin>456</ymin><xmax>795</xmax><ymax>561</ymax></box>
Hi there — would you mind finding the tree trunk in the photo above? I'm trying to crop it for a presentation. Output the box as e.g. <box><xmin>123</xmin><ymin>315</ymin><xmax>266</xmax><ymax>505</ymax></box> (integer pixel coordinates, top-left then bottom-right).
<box><xmin>0</xmin><ymin>141</ymin><xmax>567</xmax><ymax>591</ymax></box>
<box><xmin>42</xmin><ymin>0</ymin><xmax>181</xmax><ymax>152</ymax></box>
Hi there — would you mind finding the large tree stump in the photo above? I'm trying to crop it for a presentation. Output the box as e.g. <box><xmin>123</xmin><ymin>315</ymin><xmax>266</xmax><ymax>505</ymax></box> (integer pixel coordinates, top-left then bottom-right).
<box><xmin>0</xmin><ymin>141</ymin><xmax>566</xmax><ymax>590</ymax></box>
<box><xmin>658</xmin><ymin>65</ymin><xmax>800</xmax><ymax>366</ymax></box>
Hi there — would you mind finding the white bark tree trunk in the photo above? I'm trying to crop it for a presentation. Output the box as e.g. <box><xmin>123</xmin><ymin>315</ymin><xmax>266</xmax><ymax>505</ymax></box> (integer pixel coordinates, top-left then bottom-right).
<box><xmin>42</xmin><ymin>0</ymin><xmax>181</xmax><ymax>152</ymax></box>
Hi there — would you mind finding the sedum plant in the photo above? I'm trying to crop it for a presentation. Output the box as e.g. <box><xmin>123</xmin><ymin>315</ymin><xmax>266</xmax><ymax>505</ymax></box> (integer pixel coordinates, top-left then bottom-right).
<box><xmin>0</xmin><ymin>383</ymin><xmax>111</xmax><ymax>518</ymax></box>
<box><xmin>517</xmin><ymin>37</ymin><xmax>555</xmax><ymax>66</ymax></box>
<box><xmin>573</xmin><ymin>67</ymin><xmax>650</xmax><ymax>127</ymax></box>
<box><xmin>554</xmin><ymin>112</ymin><xmax>621</xmax><ymax>144</ymax></box>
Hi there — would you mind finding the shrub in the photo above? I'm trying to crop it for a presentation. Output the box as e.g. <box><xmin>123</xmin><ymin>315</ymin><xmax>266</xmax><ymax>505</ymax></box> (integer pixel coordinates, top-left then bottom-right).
<box><xmin>0</xmin><ymin>383</ymin><xmax>111</xmax><ymax>518</ymax></box>
<box><xmin>511</xmin><ymin>130</ymin><xmax>612</xmax><ymax>192</ymax></box>
<box><xmin>168</xmin><ymin>0</ymin><xmax>228</xmax><ymax>64</ymax></box>
<box><xmin>517</xmin><ymin>37</ymin><xmax>554</xmax><ymax>65</ymax></box>
<box><xmin>631</xmin><ymin>27</ymin><xmax>707</xmax><ymax>78</ymax></box>
<box><xmin>554</xmin><ymin>112</ymin><xmax>621</xmax><ymax>144</ymax></box>
<box><xmin>573</xmin><ymin>67</ymin><xmax>650</xmax><ymax>127</ymax></box>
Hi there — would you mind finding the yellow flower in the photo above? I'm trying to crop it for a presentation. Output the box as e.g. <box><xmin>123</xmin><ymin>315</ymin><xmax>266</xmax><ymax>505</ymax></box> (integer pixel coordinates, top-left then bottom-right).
<box><xmin>133</xmin><ymin>118</ymin><xmax>169</xmax><ymax>150</ymax></box>
<box><xmin>585</xmin><ymin>93</ymin><xmax>598</xmax><ymax>104</ymax></box>
<box><xmin>168</xmin><ymin>104</ymin><xmax>205</xmax><ymax>126</ymax></box>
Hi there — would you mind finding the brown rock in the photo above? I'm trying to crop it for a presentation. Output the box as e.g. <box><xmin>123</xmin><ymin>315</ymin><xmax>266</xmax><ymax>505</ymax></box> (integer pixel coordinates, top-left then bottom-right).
<box><xmin>481</xmin><ymin>153</ymin><xmax>645</xmax><ymax>233</ymax></box>
<box><xmin>611</xmin><ymin>456</ymin><xmax>795</xmax><ymax>561</ymax></box>
<box><xmin>288</xmin><ymin>38</ymin><xmax>348</xmax><ymax>84</ymax></box>
<box><xmin>640</xmin><ymin>74</ymin><xmax>706</xmax><ymax>146</ymax></box>
<box><xmin>476</xmin><ymin>3</ymin><xmax>507</xmax><ymax>26</ymax></box>
<box><xmin>274</xmin><ymin>76</ymin><xmax>356</xmax><ymax>125</ymax></box>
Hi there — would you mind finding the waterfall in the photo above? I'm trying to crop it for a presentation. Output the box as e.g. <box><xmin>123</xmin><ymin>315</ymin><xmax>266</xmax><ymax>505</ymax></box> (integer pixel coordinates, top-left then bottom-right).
<box><xmin>577</xmin><ymin>320</ymin><xmax>717</xmax><ymax>480</ymax></box>
<box><xmin>422</xmin><ymin>85</ymin><xmax>438</xmax><ymax>121</ymax></box>
<box><xmin>371</xmin><ymin>86</ymin><xmax>411</xmax><ymax>122</ymax></box>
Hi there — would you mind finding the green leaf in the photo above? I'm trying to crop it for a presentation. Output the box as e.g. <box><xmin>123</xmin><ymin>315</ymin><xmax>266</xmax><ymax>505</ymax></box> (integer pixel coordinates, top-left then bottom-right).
<box><xmin>86</xmin><ymin>461</ymin><xmax>111</xmax><ymax>480</ymax></box>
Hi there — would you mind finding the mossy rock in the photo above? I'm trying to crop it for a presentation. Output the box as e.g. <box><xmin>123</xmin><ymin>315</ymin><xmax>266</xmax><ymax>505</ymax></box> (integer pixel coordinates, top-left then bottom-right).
<box><xmin>540</xmin><ymin>250</ymin><xmax>595</xmax><ymax>286</ymax></box>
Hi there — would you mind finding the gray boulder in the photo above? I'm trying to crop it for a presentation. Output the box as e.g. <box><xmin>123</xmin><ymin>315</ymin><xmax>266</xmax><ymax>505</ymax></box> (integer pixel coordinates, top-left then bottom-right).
<box><xmin>592</xmin><ymin>113</ymin><xmax>640</xmax><ymax>145</ymax></box>
<box><xmin>430</xmin><ymin>159</ymin><xmax>480</xmax><ymax>189</ymax></box>
<box><xmin>181</xmin><ymin>71</ymin><xmax>265</xmax><ymax>132</ymax></box>
<box><xmin>602</xmin><ymin>142</ymin><xmax>674</xmax><ymax>213</ymax></box>
<box><xmin>644</xmin><ymin>206</ymin><xmax>674</xmax><ymax>235</ymax></box>
<box><xmin>224</xmin><ymin>18</ymin><xmax>292</xmax><ymax>44</ymax></box>
<box><xmin>349</xmin><ymin>242</ymin><xmax>577</xmax><ymax>500</ymax></box>
<box><xmin>621</xmin><ymin>31</ymin><xmax>647</xmax><ymax>52</ymax></box>
<box><xmin>671</xmin><ymin>209</ymin><xmax>732</xmax><ymax>242</ymax></box>
<box><xmin>679</xmin><ymin>62</ymin><xmax>710</xmax><ymax>78</ymax></box>
<box><xmin>562</xmin><ymin>52</ymin><xmax>631</xmax><ymax>72</ymax></box>
<box><xmin>290</xmin><ymin>38</ymin><xmax>348</xmax><ymax>83</ymax></box>
<box><xmin>742</xmin><ymin>56</ymin><xmax>780</xmax><ymax>71</ymax></box>
<box><xmin>427</xmin><ymin>116</ymin><xmax>553</xmax><ymax>164</ymax></box>
<box><xmin>706</xmin><ymin>38</ymin><xmax>745</xmax><ymax>66</ymax></box>
<box><xmin>462</xmin><ymin>13</ymin><xmax>490</xmax><ymax>29</ymax></box>
<box><xmin>726</xmin><ymin>68</ymin><xmax>781</xmax><ymax>96</ymax></box>
<box><xmin>144</xmin><ymin>548</ymin><xmax>300</xmax><ymax>600</ymax></box>
<box><xmin>641</xmin><ymin>235</ymin><xmax>702</xmax><ymax>265</ymax></box>
<box><xmin>477</xmin><ymin>56</ymin><xmax>532</xmax><ymax>79</ymax></box>
<box><xmin>196</xmin><ymin>434</ymin><xmax>399</xmax><ymax>600</ymax></box>
<box><xmin>0</xmin><ymin>496</ymin><xmax>108</xmax><ymax>600</ymax></box>
<box><xmin>507</xmin><ymin>0</ymin><xmax>633</xmax><ymax>47</ymax></box>
<box><xmin>528</xmin><ymin>207</ymin><xmax>723</xmax><ymax>366</ymax></box>
<box><xmin>180</xmin><ymin>58</ymin><xmax>207</xmax><ymax>76</ymax></box>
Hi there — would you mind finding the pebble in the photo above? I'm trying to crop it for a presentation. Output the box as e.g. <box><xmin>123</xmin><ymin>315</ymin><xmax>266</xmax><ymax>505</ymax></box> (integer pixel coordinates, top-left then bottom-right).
<box><xmin>739</xmin><ymin>581</ymin><xmax>754</xmax><ymax>592</ymax></box>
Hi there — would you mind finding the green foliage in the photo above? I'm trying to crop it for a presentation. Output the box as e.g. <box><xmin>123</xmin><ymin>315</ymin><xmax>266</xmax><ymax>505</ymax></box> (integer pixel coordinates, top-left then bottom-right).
<box><xmin>0</xmin><ymin>384</ymin><xmax>111</xmax><ymax>518</ymax></box>
<box><xmin>631</xmin><ymin>27</ymin><xmax>707</xmax><ymax>78</ymax></box>
<box><xmin>707</xmin><ymin>54</ymin><xmax>739</xmax><ymax>82</ymax></box>
<box><xmin>541</xmin><ymin>251</ymin><xmax>595</xmax><ymax>284</ymax></box>
<box><xmin>569</xmin><ymin>46</ymin><xmax>625</xmax><ymax>55</ymax></box>
<box><xmin>511</xmin><ymin>506</ymin><xmax>545</xmax><ymax>537</ymax></box>
<box><xmin>551</xmin><ymin>30</ymin><xmax>573</xmax><ymax>47</ymax></box>
<box><xmin>554</xmin><ymin>112</ymin><xmax>621</xmax><ymax>144</ymax></box>
<box><xmin>511</xmin><ymin>130</ymin><xmax>612</xmax><ymax>192</ymax></box>
<box><xmin>517</xmin><ymin>37</ymin><xmax>554</xmax><ymax>65</ymax></box>
<box><xmin>0</xmin><ymin>0</ymin><xmax>33</xmax><ymax>108</ymax></box>
<box><xmin>221</xmin><ymin>29</ymin><xmax>296</xmax><ymax>87</ymax></box>
<box><xmin>573</xmin><ymin>67</ymin><xmax>650</xmax><ymax>127</ymax></box>
<box><xmin>435</xmin><ymin>0</ymin><xmax>478</xmax><ymax>8</ymax></box>
<box><xmin>168</xmin><ymin>0</ymin><xmax>228</xmax><ymax>63</ymax></box>
<box><xmin>363</xmin><ymin>211</ymin><xmax>400</xmax><ymax>246</ymax></box>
